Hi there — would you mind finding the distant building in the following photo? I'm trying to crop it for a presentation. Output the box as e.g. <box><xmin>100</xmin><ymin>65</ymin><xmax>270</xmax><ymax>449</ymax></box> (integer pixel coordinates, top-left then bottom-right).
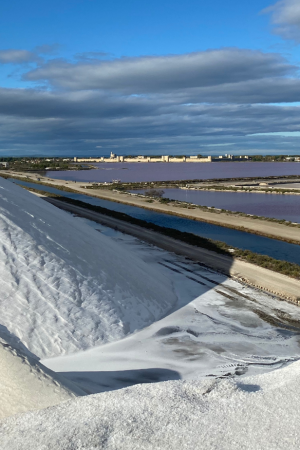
<box><xmin>0</xmin><ymin>162</ymin><xmax>9</xmax><ymax>168</ymax></box>
<box><xmin>74</xmin><ymin>154</ymin><xmax>212</xmax><ymax>164</ymax></box>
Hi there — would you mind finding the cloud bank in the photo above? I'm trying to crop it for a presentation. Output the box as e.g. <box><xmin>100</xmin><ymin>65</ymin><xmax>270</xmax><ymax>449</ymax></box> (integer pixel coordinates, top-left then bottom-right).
<box><xmin>25</xmin><ymin>49</ymin><xmax>293</xmax><ymax>93</ymax></box>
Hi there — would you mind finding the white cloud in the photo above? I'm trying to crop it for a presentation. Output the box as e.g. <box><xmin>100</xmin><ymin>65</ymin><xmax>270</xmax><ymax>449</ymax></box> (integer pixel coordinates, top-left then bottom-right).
<box><xmin>263</xmin><ymin>0</ymin><xmax>300</xmax><ymax>41</ymax></box>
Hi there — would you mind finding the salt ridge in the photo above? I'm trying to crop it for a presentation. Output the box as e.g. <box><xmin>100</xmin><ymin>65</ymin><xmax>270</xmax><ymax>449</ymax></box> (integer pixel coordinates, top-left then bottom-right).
<box><xmin>0</xmin><ymin>178</ymin><xmax>177</xmax><ymax>359</ymax></box>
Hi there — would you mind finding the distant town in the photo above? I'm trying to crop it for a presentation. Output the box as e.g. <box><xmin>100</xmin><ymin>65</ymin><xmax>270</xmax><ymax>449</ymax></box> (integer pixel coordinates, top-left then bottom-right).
<box><xmin>74</xmin><ymin>152</ymin><xmax>300</xmax><ymax>163</ymax></box>
<box><xmin>74</xmin><ymin>152</ymin><xmax>247</xmax><ymax>163</ymax></box>
<box><xmin>0</xmin><ymin>153</ymin><xmax>299</xmax><ymax>173</ymax></box>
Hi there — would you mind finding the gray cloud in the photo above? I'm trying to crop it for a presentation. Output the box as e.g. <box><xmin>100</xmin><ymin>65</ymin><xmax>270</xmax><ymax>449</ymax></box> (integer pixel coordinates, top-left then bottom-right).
<box><xmin>263</xmin><ymin>0</ymin><xmax>300</xmax><ymax>41</ymax></box>
<box><xmin>24</xmin><ymin>49</ymin><xmax>294</xmax><ymax>92</ymax></box>
<box><xmin>0</xmin><ymin>49</ymin><xmax>39</xmax><ymax>64</ymax></box>
<box><xmin>34</xmin><ymin>44</ymin><xmax>61</xmax><ymax>55</ymax></box>
<box><xmin>2</xmin><ymin>70</ymin><xmax>300</xmax><ymax>129</ymax></box>
<box><xmin>0</xmin><ymin>88</ymin><xmax>161</xmax><ymax>119</ymax></box>
<box><xmin>1</xmin><ymin>86</ymin><xmax>300</xmax><ymax>156</ymax></box>
<box><xmin>0</xmin><ymin>45</ymin><xmax>61</xmax><ymax>66</ymax></box>
<box><xmin>2</xmin><ymin>45</ymin><xmax>300</xmax><ymax>156</ymax></box>
<box><xmin>171</xmin><ymin>77</ymin><xmax>300</xmax><ymax>104</ymax></box>
<box><xmin>74</xmin><ymin>51</ymin><xmax>113</xmax><ymax>61</ymax></box>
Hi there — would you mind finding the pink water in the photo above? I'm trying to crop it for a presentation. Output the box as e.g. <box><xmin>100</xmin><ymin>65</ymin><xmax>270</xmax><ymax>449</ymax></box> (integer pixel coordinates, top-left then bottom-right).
<box><xmin>47</xmin><ymin>162</ymin><xmax>300</xmax><ymax>183</ymax></box>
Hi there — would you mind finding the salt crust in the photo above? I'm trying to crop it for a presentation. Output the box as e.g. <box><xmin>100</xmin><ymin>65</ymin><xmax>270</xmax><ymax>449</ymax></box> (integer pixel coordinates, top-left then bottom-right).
<box><xmin>1</xmin><ymin>359</ymin><xmax>300</xmax><ymax>449</ymax></box>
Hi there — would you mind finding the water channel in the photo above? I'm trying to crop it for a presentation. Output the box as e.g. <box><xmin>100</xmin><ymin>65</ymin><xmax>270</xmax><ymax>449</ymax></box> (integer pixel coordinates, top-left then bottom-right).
<box><xmin>11</xmin><ymin>178</ymin><xmax>300</xmax><ymax>266</ymax></box>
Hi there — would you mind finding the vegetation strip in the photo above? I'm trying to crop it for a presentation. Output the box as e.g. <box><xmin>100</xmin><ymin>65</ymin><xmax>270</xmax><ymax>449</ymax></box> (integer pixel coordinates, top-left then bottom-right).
<box><xmin>83</xmin><ymin>174</ymin><xmax>300</xmax><ymax>190</ymax></box>
<box><xmin>24</xmin><ymin>186</ymin><xmax>300</xmax><ymax>280</ymax></box>
<box><xmin>182</xmin><ymin>186</ymin><xmax>300</xmax><ymax>195</ymax></box>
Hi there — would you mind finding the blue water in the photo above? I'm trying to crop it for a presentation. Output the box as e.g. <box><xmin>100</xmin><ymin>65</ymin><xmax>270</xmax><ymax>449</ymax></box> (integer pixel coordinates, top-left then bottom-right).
<box><xmin>11</xmin><ymin>178</ymin><xmax>300</xmax><ymax>265</ymax></box>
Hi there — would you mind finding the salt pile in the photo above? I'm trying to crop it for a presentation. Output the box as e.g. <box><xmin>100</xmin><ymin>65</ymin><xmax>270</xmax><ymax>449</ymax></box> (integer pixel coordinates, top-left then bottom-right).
<box><xmin>0</xmin><ymin>177</ymin><xmax>176</xmax><ymax>359</ymax></box>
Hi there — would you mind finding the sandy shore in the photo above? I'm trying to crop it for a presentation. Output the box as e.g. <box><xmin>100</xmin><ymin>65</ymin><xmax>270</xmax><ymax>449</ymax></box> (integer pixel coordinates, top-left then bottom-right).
<box><xmin>5</xmin><ymin>170</ymin><xmax>300</xmax><ymax>245</ymax></box>
<box><xmin>45</xmin><ymin>197</ymin><xmax>300</xmax><ymax>304</ymax></box>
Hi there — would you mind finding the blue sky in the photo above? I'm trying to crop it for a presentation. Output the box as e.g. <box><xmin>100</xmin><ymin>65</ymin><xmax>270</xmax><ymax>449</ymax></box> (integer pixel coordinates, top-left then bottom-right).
<box><xmin>0</xmin><ymin>1</ymin><xmax>275</xmax><ymax>57</ymax></box>
<box><xmin>1</xmin><ymin>0</ymin><xmax>300</xmax><ymax>156</ymax></box>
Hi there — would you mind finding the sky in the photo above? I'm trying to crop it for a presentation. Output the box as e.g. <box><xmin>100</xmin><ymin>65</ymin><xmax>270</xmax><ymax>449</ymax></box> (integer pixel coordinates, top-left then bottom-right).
<box><xmin>1</xmin><ymin>0</ymin><xmax>300</xmax><ymax>156</ymax></box>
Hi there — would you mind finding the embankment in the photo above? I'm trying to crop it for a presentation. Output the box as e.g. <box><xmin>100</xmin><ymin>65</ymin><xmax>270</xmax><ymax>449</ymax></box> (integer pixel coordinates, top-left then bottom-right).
<box><xmin>44</xmin><ymin>196</ymin><xmax>300</xmax><ymax>305</ymax></box>
<box><xmin>3</xmin><ymin>170</ymin><xmax>300</xmax><ymax>245</ymax></box>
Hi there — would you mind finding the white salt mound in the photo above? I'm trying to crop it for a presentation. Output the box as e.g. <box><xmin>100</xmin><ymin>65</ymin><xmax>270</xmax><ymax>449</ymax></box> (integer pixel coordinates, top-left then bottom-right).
<box><xmin>1</xmin><ymin>359</ymin><xmax>300</xmax><ymax>449</ymax></box>
<box><xmin>0</xmin><ymin>336</ymin><xmax>84</xmax><ymax>420</ymax></box>
<box><xmin>0</xmin><ymin>177</ymin><xmax>177</xmax><ymax>359</ymax></box>
<box><xmin>2</xmin><ymin>177</ymin><xmax>300</xmax><ymax>448</ymax></box>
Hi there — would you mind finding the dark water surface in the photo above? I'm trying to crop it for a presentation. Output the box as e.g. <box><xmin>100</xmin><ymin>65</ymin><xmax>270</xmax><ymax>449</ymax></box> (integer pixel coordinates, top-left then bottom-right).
<box><xmin>46</xmin><ymin>162</ymin><xmax>300</xmax><ymax>183</ymax></box>
<box><xmin>11</xmin><ymin>178</ymin><xmax>300</xmax><ymax>265</ymax></box>
<box><xmin>133</xmin><ymin>188</ymin><xmax>300</xmax><ymax>223</ymax></box>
